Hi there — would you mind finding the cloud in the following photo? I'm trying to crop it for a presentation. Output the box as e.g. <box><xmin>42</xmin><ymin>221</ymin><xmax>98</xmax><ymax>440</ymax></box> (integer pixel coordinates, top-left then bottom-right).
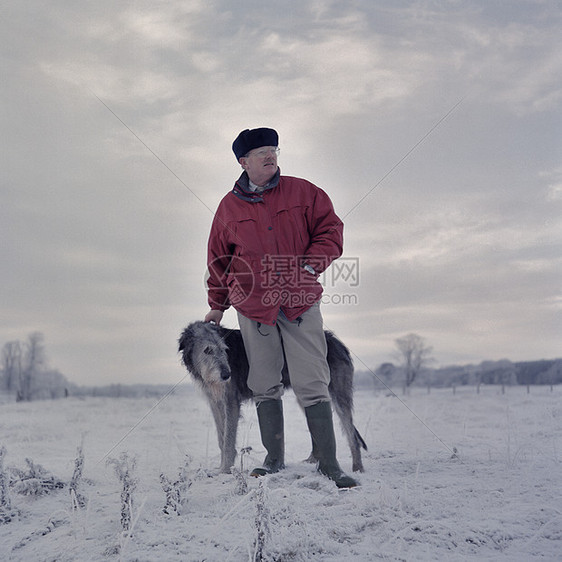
<box><xmin>1</xmin><ymin>1</ymin><xmax>561</xmax><ymax>384</ymax></box>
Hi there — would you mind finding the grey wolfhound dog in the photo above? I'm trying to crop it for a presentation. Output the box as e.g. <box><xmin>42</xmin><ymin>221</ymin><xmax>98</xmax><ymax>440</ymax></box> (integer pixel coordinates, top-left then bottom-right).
<box><xmin>178</xmin><ymin>321</ymin><xmax>367</xmax><ymax>474</ymax></box>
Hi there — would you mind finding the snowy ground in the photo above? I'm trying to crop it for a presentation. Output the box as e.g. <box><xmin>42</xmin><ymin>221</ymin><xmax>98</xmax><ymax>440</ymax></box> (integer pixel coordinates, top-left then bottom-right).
<box><xmin>0</xmin><ymin>384</ymin><xmax>560</xmax><ymax>561</ymax></box>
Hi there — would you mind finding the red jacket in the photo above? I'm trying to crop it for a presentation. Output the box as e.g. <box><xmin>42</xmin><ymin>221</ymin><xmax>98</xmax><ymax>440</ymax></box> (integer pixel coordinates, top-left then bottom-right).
<box><xmin>207</xmin><ymin>169</ymin><xmax>343</xmax><ymax>325</ymax></box>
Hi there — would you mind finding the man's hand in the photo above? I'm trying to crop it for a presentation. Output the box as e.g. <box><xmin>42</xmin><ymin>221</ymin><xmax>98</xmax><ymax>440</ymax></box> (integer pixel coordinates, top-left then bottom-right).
<box><xmin>205</xmin><ymin>309</ymin><xmax>224</xmax><ymax>325</ymax></box>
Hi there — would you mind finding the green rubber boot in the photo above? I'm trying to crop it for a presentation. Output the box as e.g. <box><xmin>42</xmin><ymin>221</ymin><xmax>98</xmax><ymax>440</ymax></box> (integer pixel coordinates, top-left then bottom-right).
<box><xmin>305</xmin><ymin>401</ymin><xmax>358</xmax><ymax>489</ymax></box>
<box><xmin>250</xmin><ymin>399</ymin><xmax>285</xmax><ymax>477</ymax></box>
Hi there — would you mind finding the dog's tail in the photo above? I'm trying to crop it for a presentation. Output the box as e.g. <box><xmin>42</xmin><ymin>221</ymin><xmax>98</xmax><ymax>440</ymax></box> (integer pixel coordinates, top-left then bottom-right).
<box><xmin>354</xmin><ymin>426</ymin><xmax>368</xmax><ymax>451</ymax></box>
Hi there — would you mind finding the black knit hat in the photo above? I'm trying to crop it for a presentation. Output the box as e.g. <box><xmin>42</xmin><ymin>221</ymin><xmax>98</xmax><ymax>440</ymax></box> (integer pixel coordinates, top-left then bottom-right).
<box><xmin>232</xmin><ymin>128</ymin><xmax>279</xmax><ymax>161</ymax></box>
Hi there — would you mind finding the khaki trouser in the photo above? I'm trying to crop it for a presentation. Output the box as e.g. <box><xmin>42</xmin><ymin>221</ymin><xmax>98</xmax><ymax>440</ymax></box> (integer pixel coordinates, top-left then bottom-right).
<box><xmin>237</xmin><ymin>302</ymin><xmax>331</xmax><ymax>408</ymax></box>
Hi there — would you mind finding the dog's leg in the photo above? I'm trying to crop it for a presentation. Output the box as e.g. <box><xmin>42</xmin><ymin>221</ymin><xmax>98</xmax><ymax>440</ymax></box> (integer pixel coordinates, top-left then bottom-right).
<box><xmin>222</xmin><ymin>387</ymin><xmax>241</xmax><ymax>473</ymax></box>
<box><xmin>205</xmin><ymin>390</ymin><xmax>229</xmax><ymax>472</ymax></box>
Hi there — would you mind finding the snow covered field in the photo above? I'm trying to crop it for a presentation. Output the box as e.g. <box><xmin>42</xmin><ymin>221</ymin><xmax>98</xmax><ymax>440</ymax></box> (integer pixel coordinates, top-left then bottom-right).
<box><xmin>0</xmin><ymin>384</ymin><xmax>560</xmax><ymax>561</ymax></box>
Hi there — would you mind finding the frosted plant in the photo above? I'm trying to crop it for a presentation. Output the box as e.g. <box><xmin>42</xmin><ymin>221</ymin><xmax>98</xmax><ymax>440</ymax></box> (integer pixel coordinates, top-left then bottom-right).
<box><xmin>240</xmin><ymin>446</ymin><xmax>252</xmax><ymax>472</ymax></box>
<box><xmin>0</xmin><ymin>446</ymin><xmax>18</xmax><ymax>524</ymax></box>
<box><xmin>69</xmin><ymin>445</ymin><xmax>87</xmax><ymax>509</ymax></box>
<box><xmin>160</xmin><ymin>455</ymin><xmax>192</xmax><ymax>515</ymax></box>
<box><xmin>253</xmin><ymin>480</ymin><xmax>270</xmax><ymax>561</ymax></box>
<box><xmin>0</xmin><ymin>447</ymin><xmax>11</xmax><ymax>509</ymax></box>
<box><xmin>106</xmin><ymin>453</ymin><xmax>138</xmax><ymax>532</ymax></box>
<box><xmin>231</xmin><ymin>466</ymin><xmax>248</xmax><ymax>496</ymax></box>
<box><xmin>232</xmin><ymin>446</ymin><xmax>252</xmax><ymax>495</ymax></box>
<box><xmin>10</xmin><ymin>458</ymin><xmax>64</xmax><ymax>496</ymax></box>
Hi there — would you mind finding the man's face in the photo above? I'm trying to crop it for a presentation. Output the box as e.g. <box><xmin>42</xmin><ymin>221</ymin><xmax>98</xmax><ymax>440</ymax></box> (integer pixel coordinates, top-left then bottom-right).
<box><xmin>240</xmin><ymin>146</ymin><xmax>279</xmax><ymax>187</ymax></box>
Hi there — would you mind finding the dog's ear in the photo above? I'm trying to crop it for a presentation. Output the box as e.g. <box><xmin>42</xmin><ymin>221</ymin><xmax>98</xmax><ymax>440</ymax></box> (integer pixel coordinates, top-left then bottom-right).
<box><xmin>178</xmin><ymin>327</ymin><xmax>195</xmax><ymax>370</ymax></box>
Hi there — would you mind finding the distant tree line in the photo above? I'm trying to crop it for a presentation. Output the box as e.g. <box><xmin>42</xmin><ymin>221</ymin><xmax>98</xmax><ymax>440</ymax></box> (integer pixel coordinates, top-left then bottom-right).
<box><xmin>360</xmin><ymin>357</ymin><xmax>562</xmax><ymax>390</ymax></box>
<box><xmin>422</xmin><ymin>358</ymin><xmax>562</xmax><ymax>387</ymax></box>
<box><xmin>71</xmin><ymin>384</ymin><xmax>177</xmax><ymax>399</ymax></box>
<box><xmin>352</xmin><ymin>332</ymin><xmax>562</xmax><ymax>390</ymax></box>
<box><xmin>3</xmin><ymin>331</ymin><xmax>560</xmax><ymax>402</ymax></box>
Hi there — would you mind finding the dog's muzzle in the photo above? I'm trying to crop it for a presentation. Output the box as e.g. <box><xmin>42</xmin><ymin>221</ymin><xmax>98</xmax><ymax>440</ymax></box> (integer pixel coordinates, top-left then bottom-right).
<box><xmin>220</xmin><ymin>367</ymin><xmax>231</xmax><ymax>381</ymax></box>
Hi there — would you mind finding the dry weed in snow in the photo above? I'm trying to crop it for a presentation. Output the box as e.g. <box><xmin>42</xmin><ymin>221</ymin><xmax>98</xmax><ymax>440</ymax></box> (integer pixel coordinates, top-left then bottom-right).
<box><xmin>160</xmin><ymin>454</ymin><xmax>191</xmax><ymax>515</ymax></box>
<box><xmin>106</xmin><ymin>453</ymin><xmax>138</xmax><ymax>533</ymax></box>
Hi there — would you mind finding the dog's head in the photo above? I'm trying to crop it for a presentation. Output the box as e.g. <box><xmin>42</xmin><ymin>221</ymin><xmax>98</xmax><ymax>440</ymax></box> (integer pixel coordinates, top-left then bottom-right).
<box><xmin>178</xmin><ymin>321</ymin><xmax>231</xmax><ymax>384</ymax></box>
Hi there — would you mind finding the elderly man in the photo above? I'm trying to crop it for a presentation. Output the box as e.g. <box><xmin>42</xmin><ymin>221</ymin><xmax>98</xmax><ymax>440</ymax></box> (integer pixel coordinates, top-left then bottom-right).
<box><xmin>204</xmin><ymin>127</ymin><xmax>357</xmax><ymax>488</ymax></box>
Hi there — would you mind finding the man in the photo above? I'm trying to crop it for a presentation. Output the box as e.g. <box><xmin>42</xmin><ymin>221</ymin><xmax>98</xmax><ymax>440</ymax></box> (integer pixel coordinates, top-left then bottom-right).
<box><xmin>204</xmin><ymin>127</ymin><xmax>357</xmax><ymax>488</ymax></box>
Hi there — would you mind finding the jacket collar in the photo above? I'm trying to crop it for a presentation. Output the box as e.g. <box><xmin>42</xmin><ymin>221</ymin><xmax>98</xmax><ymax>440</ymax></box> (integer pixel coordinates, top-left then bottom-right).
<box><xmin>232</xmin><ymin>168</ymin><xmax>280</xmax><ymax>203</ymax></box>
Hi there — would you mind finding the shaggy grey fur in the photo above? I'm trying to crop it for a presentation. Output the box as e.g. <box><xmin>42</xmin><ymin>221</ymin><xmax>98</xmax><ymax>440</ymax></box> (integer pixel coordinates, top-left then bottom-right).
<box><xmin>178</xmin><ymin>321</ymin><xmax>367</xmax><ymax>473</ymax></box>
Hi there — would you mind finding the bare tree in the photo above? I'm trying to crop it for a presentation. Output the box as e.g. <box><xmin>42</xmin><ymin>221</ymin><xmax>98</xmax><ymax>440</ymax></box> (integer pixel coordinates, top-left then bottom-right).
<box><xmin>2</xmin><ymin>341</ymin><xmax>22</xmax><ymax>393</ymax></box>
<box><xmin>395</xmin><ymin>333</ymin><xmax>433</xmax><ymax>388</ymax></box>
<box><xmin>374</xmin><ymin>362</ymin><xmax>397</xmax><ymax>388</ymax></box>
<box><xmin>19</xmin><ymin>332</ymin><xmax>46</xmax><ymax>401</ymax></box>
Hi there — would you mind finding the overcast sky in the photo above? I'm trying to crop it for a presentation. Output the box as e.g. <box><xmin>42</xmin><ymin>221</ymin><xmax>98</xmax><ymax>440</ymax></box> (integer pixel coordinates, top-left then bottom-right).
<box><xmin>2</xmin><ymin>1</ymin><xmax>561</xmax><ymax>386</ymax></box>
